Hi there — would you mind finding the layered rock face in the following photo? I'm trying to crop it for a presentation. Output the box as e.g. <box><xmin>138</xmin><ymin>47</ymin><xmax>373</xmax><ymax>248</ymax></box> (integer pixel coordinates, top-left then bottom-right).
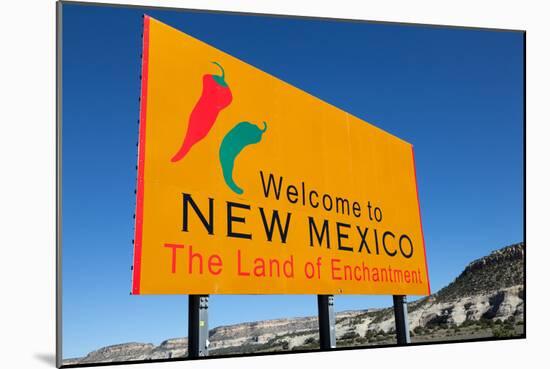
<box><xmin>65</xmin><ymin>243</ymin><xmax>525</xmax><ymax>364</ymax></box>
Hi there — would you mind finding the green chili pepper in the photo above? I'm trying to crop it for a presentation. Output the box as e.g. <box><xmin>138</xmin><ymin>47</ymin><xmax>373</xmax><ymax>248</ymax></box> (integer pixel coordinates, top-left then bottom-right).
<box><xmin>219</xmin><ymin>121</ymin><xmax>268</xmax><ymax>194</ymax></box>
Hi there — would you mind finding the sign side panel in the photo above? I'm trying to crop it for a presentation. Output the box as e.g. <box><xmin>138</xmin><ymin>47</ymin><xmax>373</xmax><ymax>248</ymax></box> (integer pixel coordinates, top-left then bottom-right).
<box><xmin>131</xmin><ymin>15</ymin><xmax>151</xmax><ymax>295</ymax></box>
<box><xmin>411</xmin><ymin>146</ymin><xmax>431</xmax><ymax>295</ymax></box>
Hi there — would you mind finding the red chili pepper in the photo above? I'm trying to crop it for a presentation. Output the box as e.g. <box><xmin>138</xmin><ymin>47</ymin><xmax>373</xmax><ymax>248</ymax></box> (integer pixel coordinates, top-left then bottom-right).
<box><xmin>171</xmin><ymin>62</ymin><xmax>233</xmax><ymax>162</ymax></box>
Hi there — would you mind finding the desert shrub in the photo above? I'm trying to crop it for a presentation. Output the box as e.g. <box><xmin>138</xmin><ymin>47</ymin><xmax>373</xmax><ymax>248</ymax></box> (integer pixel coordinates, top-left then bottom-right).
<box><xmin>492</xmin><ymin>326</ymin><xmax>515</xmax><ymax>338</ymax></box>
<box><xmin>365</xmin><ymin>329</ymin><xmax>377</xmax><ymax>339</ymax></box>
<box><xmin>479</xmin><ymin>318</ymin><xmax>494</xmax><ymax>329</ymax></box>
<box><xmin>503</xmin><ymin>322</ymin><xmax>514</xmax><ymax>331</ymax></box>
<box><xmin>340</xmin><ymin>331</ymin><xmax>360</xmax><ymax>340</ymax></box>
<box><xmin>460</xmin><ymin>319</ymin><xmax>475</xmax><ymax>328</ymax></box>
<box><xmin>413</xmin><ymin>326</ymin><xmax>424</xmax><ymax>334</ymax></box>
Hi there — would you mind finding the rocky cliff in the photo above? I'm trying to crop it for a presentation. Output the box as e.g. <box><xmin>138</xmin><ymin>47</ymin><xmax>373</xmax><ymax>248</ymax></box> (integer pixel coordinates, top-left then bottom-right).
<box><xmin>64</xmin><ymin>242</ymin><xmax>525</xmax><ymax>364</ymax></box>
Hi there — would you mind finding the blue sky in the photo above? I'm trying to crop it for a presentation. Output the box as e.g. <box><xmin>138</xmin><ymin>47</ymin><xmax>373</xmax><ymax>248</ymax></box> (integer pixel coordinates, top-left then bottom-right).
<box><xmin>61</xmin><ymin>3</ymin><xmax>524</xmax><ymax>359</ymax></box>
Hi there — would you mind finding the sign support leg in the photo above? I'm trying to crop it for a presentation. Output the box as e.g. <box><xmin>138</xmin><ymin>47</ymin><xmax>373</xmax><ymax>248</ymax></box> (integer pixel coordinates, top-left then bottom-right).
<box><xmin>188</xmin><ymin>295</ymin><xmax>209</xmax><ymax>358</ymax></box>
<box><xmin>317</xmin><ymin>294</ymin><xmax>336</xmax><ymax>349</ymax></box>
<box><xmin>393</xmin><ymin>295</ymin><xmax>411</xmax><ymax>345</ymax></box>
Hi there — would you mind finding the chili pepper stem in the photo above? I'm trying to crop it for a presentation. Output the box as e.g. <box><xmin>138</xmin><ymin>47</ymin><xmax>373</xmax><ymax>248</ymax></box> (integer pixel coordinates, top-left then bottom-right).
<box><xmin>211</xmin><ymin>61</ymin><xmax>225</xmax><ymax>79</ymax></box>
<box><xmin>261</xmin><ymin>121</ymin><xmax>267</xmax><ymax>132</ymax></box>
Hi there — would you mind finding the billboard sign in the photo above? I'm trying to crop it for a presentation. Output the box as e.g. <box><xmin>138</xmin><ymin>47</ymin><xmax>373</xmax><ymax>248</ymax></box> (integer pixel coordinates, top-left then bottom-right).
<box><xmin>131</xmin><ymin>16</ymin><xmax>430</xmax><ymax>296</ymax></box>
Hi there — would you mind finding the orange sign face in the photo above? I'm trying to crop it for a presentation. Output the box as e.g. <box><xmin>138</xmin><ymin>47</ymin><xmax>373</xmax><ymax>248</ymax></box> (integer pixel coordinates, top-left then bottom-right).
<box><xmin>131</xmin><ymin>16</ymin><xmax>430</xmax><ymax>296</ymax></box>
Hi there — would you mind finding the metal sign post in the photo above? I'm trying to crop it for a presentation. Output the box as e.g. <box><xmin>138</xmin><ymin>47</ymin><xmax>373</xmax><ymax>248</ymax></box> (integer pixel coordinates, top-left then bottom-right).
<box><xmin>188</xmin><ymin>295</ymin><xmax>209</xmax><ymax>358</ymax></box>
<box><xmin>393</xmin><ymin>295</ymin><xmax>411</xmax><ymax>345</ymax></box>
<box><xmin>317</xmin><ymin>295</ymin><xmax>336</xmax><ymax>349</ymax></box>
